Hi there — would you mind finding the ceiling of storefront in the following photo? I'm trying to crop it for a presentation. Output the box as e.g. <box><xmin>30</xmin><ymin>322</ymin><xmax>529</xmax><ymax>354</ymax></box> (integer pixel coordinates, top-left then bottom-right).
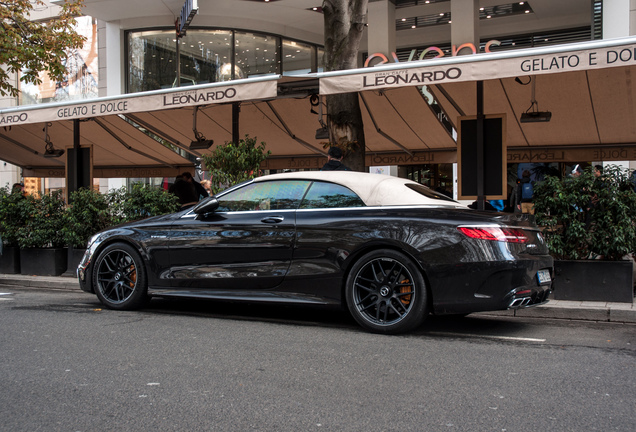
<box><xmin>77</xmin><ymin>0</ymin><xmax>593</xmax><ymax>49</ymax></box>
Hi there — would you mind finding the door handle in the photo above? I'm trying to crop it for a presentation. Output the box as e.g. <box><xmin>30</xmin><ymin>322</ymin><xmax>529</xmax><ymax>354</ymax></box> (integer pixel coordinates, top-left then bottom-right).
<box><xmin>261</xmin><ymin>216</ymin><xmax>284</xmax><ymax>223</ymax></box>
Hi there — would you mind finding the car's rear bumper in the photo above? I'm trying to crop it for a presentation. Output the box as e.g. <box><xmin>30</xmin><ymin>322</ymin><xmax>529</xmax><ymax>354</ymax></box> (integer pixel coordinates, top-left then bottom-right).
<box><xmin>428</xmin><ymin>255</ymin><xmax>554</xmax><ymax>315</ymax></box>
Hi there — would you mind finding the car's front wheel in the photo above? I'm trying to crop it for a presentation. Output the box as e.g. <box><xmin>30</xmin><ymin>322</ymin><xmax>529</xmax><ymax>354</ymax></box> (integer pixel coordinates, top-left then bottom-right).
<box><xmin>93</xmin><ymin>242</ymin><xmax>148</xmax><ymax>310</ymax></box>
<box><xmin>345</xmin><ymin>249</ymin><xmax>428</xmax><ymax>334</ymax></box>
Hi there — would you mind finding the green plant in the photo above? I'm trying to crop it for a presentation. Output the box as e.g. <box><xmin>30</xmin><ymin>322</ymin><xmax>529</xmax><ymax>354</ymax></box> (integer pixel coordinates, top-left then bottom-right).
<box><xmin>0</xmin><ymin>0</ymin><xmax>86</xmax><ymax>97</ymax></box>
<box><xmin>62</xmin><ymin>188</ymin><xmax>112</xmax><ymax>248</ymax></box>
<box><xmin>0</xmin><ymin>186</ymin><xmax>28</xmax><ymax>247</ymax></box>
<box><xmin>3</xmin><ymin>184</ymin><xmax>180</xmax><ymax>251</ymax></box>
<box><xmin>107</xmin><ymin>183</ymin><xmax>179</xmax><ymax>225</ymax></box>
<box><xmin>200</xmin><ymin>135</ymin><xmax>270</xmax><ymax>195</ymax></box>
<box><xmin>17</xmin><ymin>190</ymin><xmax>66</xmax><ymax>249</ymax></box>
<box><xmin>533</xmin><ymin>164</ymin><xmax>636</xmax><ymax>260</ymax></box>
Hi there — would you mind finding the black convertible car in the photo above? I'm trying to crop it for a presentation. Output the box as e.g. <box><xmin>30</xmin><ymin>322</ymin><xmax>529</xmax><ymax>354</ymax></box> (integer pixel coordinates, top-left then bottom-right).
<box><xmin>78</xmin><ymin>171</ymin><xmax>553</xmax><ymax>334</ymax></box>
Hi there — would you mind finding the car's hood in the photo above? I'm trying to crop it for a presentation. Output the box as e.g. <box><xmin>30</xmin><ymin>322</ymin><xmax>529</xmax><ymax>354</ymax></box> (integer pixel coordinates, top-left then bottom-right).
<box><xmin>100</xmin><ymin>210</ymin><xmax>185</xmax><ymax>232</ymax></box>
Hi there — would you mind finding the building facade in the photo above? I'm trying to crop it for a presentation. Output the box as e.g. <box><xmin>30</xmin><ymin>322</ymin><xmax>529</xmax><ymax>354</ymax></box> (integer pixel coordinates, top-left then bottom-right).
<box><xmin>2</xmin><ymin>0</ymin><xmax>636</xmax><ymax>195</ymax></box>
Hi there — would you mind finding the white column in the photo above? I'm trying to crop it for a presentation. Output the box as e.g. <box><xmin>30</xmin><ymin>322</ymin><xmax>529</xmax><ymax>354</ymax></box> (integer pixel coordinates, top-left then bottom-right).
<box><xmin>450</xmin><ymin>0</ymin><xmax>479</xmax><ymax>49</ymax></box>
<box><xmin>98</xmin><ymin>21</ymin><xmax>123</xmax><ymax>97</ymax></box>
<box><xmin>368</xmin><ymin>0</ymin><xmax>396</xmax><ymax>56</ymax></box>
<box><xmin>603</xmin><ymin>0</ymin><xmax>631</xmax><ymax>39</ymax></box>
<box><xmin>631</xmin><ymin>0</ymin><xmax>636</xmax><ymax>36</ymax></box>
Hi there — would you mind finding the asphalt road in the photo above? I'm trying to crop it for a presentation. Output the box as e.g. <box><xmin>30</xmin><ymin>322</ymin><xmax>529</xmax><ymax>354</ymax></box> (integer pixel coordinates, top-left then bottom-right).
<box><xmin>0</xmin><ymin>288</ymin><xmax>634</xmax><ymax>432</ymax></box>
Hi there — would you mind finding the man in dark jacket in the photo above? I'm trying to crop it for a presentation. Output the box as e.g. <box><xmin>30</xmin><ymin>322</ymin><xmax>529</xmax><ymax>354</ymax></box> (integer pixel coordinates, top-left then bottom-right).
<box><xmin>182</xmin><ymin>171</ymin><xmax>209</xmax><ymax>199</ymax></box>
<box><xmin>321</xmin><ymin>147</ymin><xmax>350</xmax><ymax>171</ymax></box>
<box><xmin>169</xmin><ymin>175</ymin><xmax>199</xmax><ymax>209</ymax></box>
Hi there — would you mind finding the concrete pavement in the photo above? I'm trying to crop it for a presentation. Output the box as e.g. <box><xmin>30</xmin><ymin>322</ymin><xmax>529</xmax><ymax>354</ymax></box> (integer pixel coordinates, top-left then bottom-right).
<box><xmin>0</xmin><ymin>273</ymin><xmax>634</xmax><ymax>324</ymax></box>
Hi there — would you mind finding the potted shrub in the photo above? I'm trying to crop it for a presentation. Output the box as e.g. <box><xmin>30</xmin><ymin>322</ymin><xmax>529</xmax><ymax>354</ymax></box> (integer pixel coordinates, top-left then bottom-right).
<box><xmin>199</xmin><ymin>135</ymin><xmax>270</xmax><ymax>195</ymax></box>
<box><xmin>61</xmin><ymin>188</ymin><xmax>112</xmax><ymax>276</ymax></box>
<box><xmin>533</xmin><ymin>164</ymin><xmax>636</xmax><ymax>302</ymax></box>
<box><xmin>0</xmin><ymin>186</ymin><xmax>28</xmax><ymax>274</ymax></box>
<box><xmin>107</xmin><ymin>183</ymin><xmax>179</xmax><ymax>224</ymax></box>
<box><xmin>17</xmin><ymin>190</ymin><xmax>68</xmax><ymax>276</ymax></box>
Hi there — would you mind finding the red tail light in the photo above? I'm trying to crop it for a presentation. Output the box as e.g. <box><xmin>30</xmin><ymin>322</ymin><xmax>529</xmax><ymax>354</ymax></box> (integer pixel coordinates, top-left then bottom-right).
<box><xmin>458</xmin><ymin>226</ymin><xmax>529</xmax><ymax>243</ymax></box>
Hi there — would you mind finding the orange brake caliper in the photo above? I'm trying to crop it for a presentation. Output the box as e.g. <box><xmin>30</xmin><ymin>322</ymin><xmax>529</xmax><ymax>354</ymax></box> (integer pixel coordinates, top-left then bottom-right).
<box><xmin>399</xmin><ymin>279</ymin><xmax>412</xmax><ymax>305</ymax></box>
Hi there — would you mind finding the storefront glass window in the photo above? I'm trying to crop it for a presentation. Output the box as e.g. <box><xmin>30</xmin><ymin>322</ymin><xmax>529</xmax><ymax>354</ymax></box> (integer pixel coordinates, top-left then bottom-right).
<box><xmin>282</xmin><ymin>39</ymin><xmax>314</xmax><ymax>75</ymax></box>
<box><xmin>128</xmin><ymin>30</ymin><xmax>178</xmax><ymax>92</ymax></box>
<box><xmin>127</xmin><ymin>29</ymin><xmax>321</xmax><ymax>92</ymax></box>
<box><xmin>234</xmin><ymin>32</ymin><xmax>279</xmax><ymax>78</ymax></box>
<box><xmin>179</xmin><ymin>30</ymin><xmax>233</xmax><ymax>84</ymax></box>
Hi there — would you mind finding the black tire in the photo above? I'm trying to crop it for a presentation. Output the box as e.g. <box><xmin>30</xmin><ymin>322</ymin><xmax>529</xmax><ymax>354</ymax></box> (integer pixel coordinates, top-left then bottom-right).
<box><xmin>345</xmin><ymin>249</ymin><xmax>429</xmax><ymax>334</ymax></box>
<box><xmin>93</xmin><ymin>242</ymin><xmax>148</xmax><ymax>310</ymax></box>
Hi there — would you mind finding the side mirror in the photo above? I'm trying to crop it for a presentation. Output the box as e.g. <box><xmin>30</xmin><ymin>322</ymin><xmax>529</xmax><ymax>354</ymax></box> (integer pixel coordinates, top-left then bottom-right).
<box><xmin>193</xmin><ymin>196</ymin><xmax>219</xmax><ymax>215</ymax></box>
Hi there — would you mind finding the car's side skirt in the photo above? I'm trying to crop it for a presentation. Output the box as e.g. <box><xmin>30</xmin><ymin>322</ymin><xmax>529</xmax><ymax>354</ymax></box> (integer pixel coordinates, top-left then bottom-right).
<box><xmin>147</xmin><ymin>288</ymin><xmax>341</xmax><ymax>307</ymax></box>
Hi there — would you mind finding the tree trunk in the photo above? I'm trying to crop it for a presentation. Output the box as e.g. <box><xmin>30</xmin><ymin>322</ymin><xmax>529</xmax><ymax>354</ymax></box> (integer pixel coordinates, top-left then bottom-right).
<box><xmin>323</xmin><ymin>0</ymin><xmax>368</xmax><ymax>172</ymax></box>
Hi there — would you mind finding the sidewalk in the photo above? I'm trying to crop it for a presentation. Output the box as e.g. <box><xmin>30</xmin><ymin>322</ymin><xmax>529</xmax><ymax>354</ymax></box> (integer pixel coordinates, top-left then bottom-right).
<box><xmin>1</xmin><ymin>273</ymin><xmax>634</xmax><ymax>324</ymax></box>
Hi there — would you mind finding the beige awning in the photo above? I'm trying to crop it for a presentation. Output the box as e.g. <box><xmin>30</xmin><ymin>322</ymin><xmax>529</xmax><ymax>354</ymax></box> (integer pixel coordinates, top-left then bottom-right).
<box><xmin>0</xmin><ymin>73</ymin><xmax>457</xmax><ymax>175</ymax></box>
<box><xmin>319</xmin><ymin>36</ymin><xmax>636</xmax><ymax>163</ymax></box>
<box><xmin>431</xmin><ymin>66</ymin><xmax>636</xmax><ymax>148</ymax></box>
<box><xmin>359</xmin><ymin>85</ymin><xmax>456</xmax><ymax>152</ymax></box>
<box><xmin>3</xmin><ymin>37</ymin><xmax>636</xmax><ymax>178</ymax></box>
<box><xmin>0</xmin><ymin>114</ymin><xmax>198</xmax><ymax>178</ymax></box>
<box><xmin>0</xmin><ymin>75</ymin><xmax>296</xmax><ymax>177</ymax></box>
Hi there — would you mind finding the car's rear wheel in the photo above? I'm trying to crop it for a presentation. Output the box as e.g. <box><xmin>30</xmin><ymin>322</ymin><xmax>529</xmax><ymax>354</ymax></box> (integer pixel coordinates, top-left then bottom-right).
<box><xmin>345</xmin><ymin>249</ymin><xmax>428</xmax><ymax>334</ymax></box>
<box><xmin>93</xmin><ymin>242</ymin><xmax>148</xmax><ymax>310</ymax></box>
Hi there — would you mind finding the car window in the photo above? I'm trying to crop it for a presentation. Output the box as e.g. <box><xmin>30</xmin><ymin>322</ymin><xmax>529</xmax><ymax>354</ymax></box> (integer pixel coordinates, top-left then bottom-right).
<box><xmin>217</xmin><ymin>180</ymin><xmax>310</xmax><ymax>212</ymax></box>
<box><xmin>299</xmin><ymin>181</ymin><xmax>366</xmax><ymax>209</ymax></box>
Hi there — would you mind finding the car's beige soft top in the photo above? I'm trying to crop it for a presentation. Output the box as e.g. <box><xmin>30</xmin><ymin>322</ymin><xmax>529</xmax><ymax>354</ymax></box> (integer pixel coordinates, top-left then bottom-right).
<box><xmin>254</xmin><ymin>171</ymin><xmax>466</xmax><ymax>208</ymax></box>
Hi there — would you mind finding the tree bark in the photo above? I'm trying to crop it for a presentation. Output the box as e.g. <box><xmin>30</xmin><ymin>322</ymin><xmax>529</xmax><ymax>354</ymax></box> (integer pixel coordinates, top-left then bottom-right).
<box><xmin>322</xmin><ymin>0</ymin><xmax>368</xmax><ymax>172</ymax></box>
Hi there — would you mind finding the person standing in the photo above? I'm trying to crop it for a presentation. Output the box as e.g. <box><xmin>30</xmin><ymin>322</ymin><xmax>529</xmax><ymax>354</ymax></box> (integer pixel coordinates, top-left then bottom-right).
<box><xmin>320</xmin><ymin>147</ymin><xmax>350</xmax><ymax>171</ymax></box>
<box><xmin>509</xmin><ymin>170</ymin><xmax>534</xmax><ymax>214</ymax></box>
<box><xmin>518</xmin><ymin>170</ymin><xmax>535</xmax><ymax>214</ymax></box>
<box><xmin>200</xmin><ymin>179</ymin><xmax>212</xmax><ymax>196</ymax></box>
<box><xmin>182</xmin><ymin>171</ymin><xmax>209</xmax><ymax>200</ymax></box>
<box><xmin>12</xmin><ymin>182</ymin><xmax>26</xmax><ymax>196</ymax></box>
<box><xmin>169</xmin><ymin>175</ymin><xmax>199</xmax><ymax>209</ymax></box>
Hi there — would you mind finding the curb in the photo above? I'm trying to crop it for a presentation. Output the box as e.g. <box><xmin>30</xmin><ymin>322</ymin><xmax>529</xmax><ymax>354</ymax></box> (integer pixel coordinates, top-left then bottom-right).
<box><xmin>475</xmin><ymin>300</ymin><xmax>636</xmax><ymax>324</ymax></box>
<box><xmin>1</xmin><ymin>274</ymin><xmax>634</xmax><ymax>323</ymax></box>
<box><xmin>0</xmin><ymin>274</ymin><xmax>80</xmax><ymax>291</ymax></box>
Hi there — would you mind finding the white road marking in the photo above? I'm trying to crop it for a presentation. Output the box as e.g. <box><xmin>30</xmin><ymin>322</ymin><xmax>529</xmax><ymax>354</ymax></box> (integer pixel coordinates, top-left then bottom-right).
<box><xmin>429</xmin><ymin>332</ymin><xmax>546</xmax><ymax>342</ymax></box>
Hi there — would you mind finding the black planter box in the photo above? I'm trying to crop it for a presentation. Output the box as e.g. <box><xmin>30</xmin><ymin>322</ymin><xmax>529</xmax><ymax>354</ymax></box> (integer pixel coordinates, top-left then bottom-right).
<box><xmin>62</xmin><ymin>247</ymin><xmax>86</xmax><ymax>277</ymax></box>
<box><xmin>20</xmin><ymin>248</ymin><xmax>68</xmax><ymax>277</ymax></box>
<box><xmin>553</xmin><ymin>260</ymin><xmax>634</xmax><ymax>303</ymax></box>
<box><xmin>0</xmin><ymin>247</ymin><xmax>20</xmax><ymax>274</ymax></box>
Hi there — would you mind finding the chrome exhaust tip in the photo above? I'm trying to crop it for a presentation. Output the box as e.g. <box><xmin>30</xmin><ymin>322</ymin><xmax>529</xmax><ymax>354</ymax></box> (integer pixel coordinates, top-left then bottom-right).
<box><xmin>509</xmin><ymin>297</ymin><xmax>532</xmax><ymax>308</ymax></box>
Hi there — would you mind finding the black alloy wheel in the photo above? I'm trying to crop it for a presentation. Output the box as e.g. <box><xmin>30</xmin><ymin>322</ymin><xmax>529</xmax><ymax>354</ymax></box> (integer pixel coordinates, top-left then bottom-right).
<box><xmin>345</xmin><ymin>249</ymin><xmax>428</xmax><ymax>334</ymax></box>
<box><xmin>93</xmin><ymin>242</ymin><xmax>148</xmax><ymax>310</ymax></box>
